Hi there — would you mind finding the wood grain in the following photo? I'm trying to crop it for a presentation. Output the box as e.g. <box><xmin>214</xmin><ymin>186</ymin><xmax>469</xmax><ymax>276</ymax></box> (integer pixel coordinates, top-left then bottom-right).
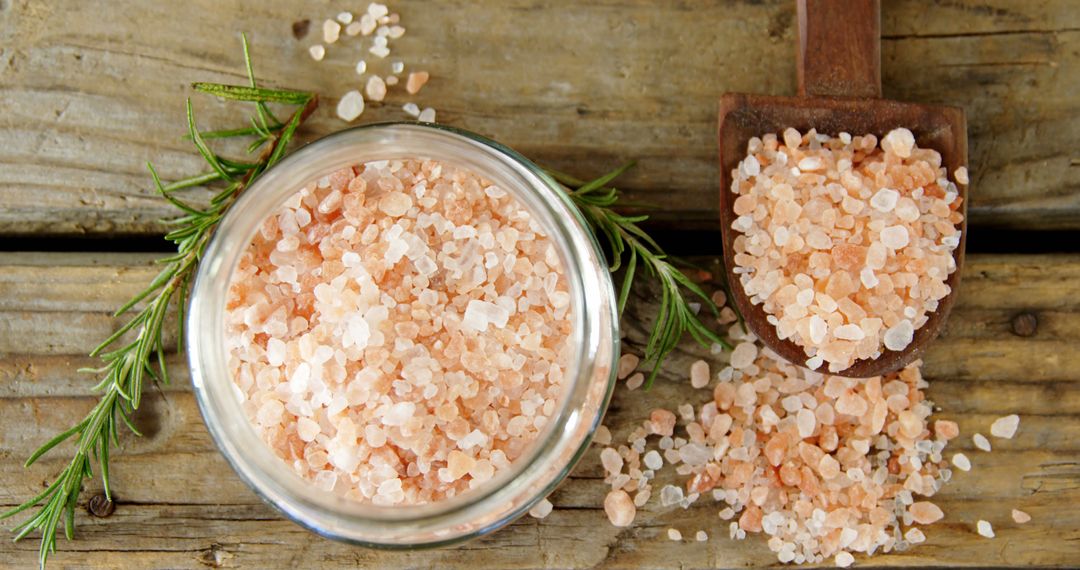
<box><xmin>0</xmin><ymin>0</ymin><xmax>1077</xmax><ymax>235</ymax></box>
<box><xmin>0</xmin><ymin>252</ymin><xmax>1077</xmax><ymax>568</ymax></box>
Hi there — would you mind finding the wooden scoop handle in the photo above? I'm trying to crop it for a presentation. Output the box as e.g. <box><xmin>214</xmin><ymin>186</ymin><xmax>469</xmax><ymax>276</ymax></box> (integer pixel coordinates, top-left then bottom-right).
<box><xmin>797</xmin><ymin>0</ymin><xmax>881</xmax><ymax>99</ymax></box>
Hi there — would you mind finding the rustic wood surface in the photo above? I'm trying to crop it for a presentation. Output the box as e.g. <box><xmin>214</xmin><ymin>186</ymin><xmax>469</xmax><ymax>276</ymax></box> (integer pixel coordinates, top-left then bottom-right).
<box><xmin>0</xmin><ymin>0</ymin><xmax>1077</xmax><ymax>234</ymax></box>
<box><xmin>1</xmin><ymin>0</ymin><xmax>1079</xmax><ymax>568</ymax></box>
<box><xmin>0</xmin><ymin>253</ymin><xmax>1077</xmax><ymax>568</ymax></box>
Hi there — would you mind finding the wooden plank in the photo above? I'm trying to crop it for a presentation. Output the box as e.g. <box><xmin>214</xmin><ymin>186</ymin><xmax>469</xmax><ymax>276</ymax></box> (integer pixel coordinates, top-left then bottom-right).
<box><xmin>0</xmin><ymin>1</ymin><xmax>1077</xmax><ymax>235</ymax></box>
<box><xmin>0</xmin><ymin>252</ymin><xmax>1078</xmax><ymax>568</ymax></box>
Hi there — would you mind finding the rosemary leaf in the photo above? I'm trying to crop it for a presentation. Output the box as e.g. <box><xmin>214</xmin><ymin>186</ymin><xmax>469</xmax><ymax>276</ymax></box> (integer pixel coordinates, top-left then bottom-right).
<box><xmin>549</xmin><ymin>163</ymin><xmax>735</xmax><ymax>387</ymax></box>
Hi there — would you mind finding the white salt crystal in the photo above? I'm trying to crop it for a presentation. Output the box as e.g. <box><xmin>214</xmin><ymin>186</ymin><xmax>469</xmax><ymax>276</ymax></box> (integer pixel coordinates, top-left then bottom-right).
<box><xmin>880</xmin><ymin>225</ymin><xmax>910</xmax><ymax>250</ymax></box>
<box><xmin>860</xmin><ymin>267</ymin><xmax>879</xmax><ymax>289</ymax></box>
<box><xmin>809</xmin><ymin>315</ymin><xmax>827</xmax><ymax>344</ymax></box>
<box><xmin>695</xmin><ymin>530</ymin><xmax>708</xmax><ymax>542</ymax></box>
<box><xmin>977</xmin><ymin>520</ymin><xmax>995</xmax><ymax>538</ymax></box>
<box><xmin>743</xmin><ymin>155</ymin><xmax>761</xmax><ymax>177</ymax></box>
<box><xmin>659</xmin><ymin>484</ymin><xmax>683</xmax><ymax>506</ymax></box>
<box><xmin>883</xmin><ymin>319</ymin><xmax>914</xmax><ymax>351</ymax></box>
<box><xmin>870</xmin><ymin>188</ymin><xmax>900</xmax><ymax>212</ymax></box>
<box><xmin>798</xmin><ymin>157</ymin><xmax>823</xmax><ymax>171</ymax></box>
<box><xmin>418</xmin><ymin>107</ymin><xmax>436</xmax><ymax>123</ymax></box>
<box><xmin>955</xmin><ymin>166</ymin><xmax>970</xmax><ymax>185</ymax></box>
<box><xmin>314</xmin><ymin>470</ymin><xmax>337</xmax><ymax>492</ymax></box>
<box><xmin>297</xmin><ymin>417</ymin><xmax>321</xmax><ymax>441</ymax></box>
<box><xmin>797</xmin><ymin>408</ymin><xmax>816</xmax><ymax>438</ymax></box>
<box><xmin>323</xmin><ymin>19</ymin><xmax>341</xmax><ymax>43</ymax></box>
<box><xmin>690</xmin><ymin>359</ymin><xmax>710</xmax><ymax>388</ymax></box>
<box><xmin>336</xmin><ymin>90</ymin><xmax>365</xmax><ymax>122</ymax></box>
<box><xmin>883</xmin><ymin>127</ymin><xmax>916</xmax><ymax>158</ymax></box>
<box><xmin>952</xmin><ymin>452</ymin><xmax>971</xmax><ymax>471</ymax></box>
<box><xmin>337</xmin><ymin>11</ymin><xmax>354</xmax><ymax>24</ymax></box>
<box><xmin>403</xmin><ymin>102</ymin><xmax>421</xmax><ymax>117</ymax></box>
<box><xmin>835</xmin><ymin>551</ymin><xmax>854</xmax><ymax>568</ymax></box>
<box><xmin>905</xmin><ymin>527</ymin><xmax>926</xmax><ymax>544</ymax></box>
<box><xmin>529</xmin><ymin>498</ymin><xmax>553</xmax><ymax>519</ymax></box>
<box><xmin>463</xmin><ymin>300</ymin><xmax>510</xmax><ymax>332</ymax></box>
<box><xmin>796</xmin><ymin>288</ymin><xmax>814</xmax><ymax>306</ymax></box>
<box><xmin>973</xmin><ymin>433</ymin><xmax>991</xmax><ymax>451</ymax></box>
<box><xmin>834</xmin><ymin>324</ymin><xmax>865</xmax><ymax>341</ymax></box>
<box><xmin>990</xmin><ymin>414</ymin><xmax>1020</xmax><ymax>439</ymax></box>
<box><xmin>600</xmin><ymin>447</ymin><xmax>623</xmax><ymax>475</ymax></box>
<box><xmin>370</xmin><ymin>44</ymin><xmax>390</xmax><ymax>58</ymax></box>
<box><xmin>643</xmin><ymin>450</ymin><xmax>663</xmax><ymax>470</ymax></box>
<box><xmin>388</xmin><ymin>25</ymin><xmax>406</xmax><ymax>39</ymax></box>
<box><xmin>355</xmin><ymin>60</ymin><xmax>367</xmax><ymax>75</ymax></box>
<box><xmin>366</xmin><ymin>75</ymin><xmax>387</xmax><ymax>102</ymax></box>
<box><xmin>290</xmin><ymin>362</ymin><xmax>311</xmax><ymax>393</ymax></box>
<box><xmin>345</xmin><ymin>21</ymin><xmax>364</xmax><ymax>36</ymax></box>
<box><xmin>308</xmin><ymin>44</ymin><xmax>326</xmax><ymax>61</ymax></box>
<box><xmin>383</xmin><ymin>401</ymin><xmax>415</xmax><ymax>426</ymax></box>
<box><xmin>730</xmin><ymin>342</ymin><xmax>758</xmax><ymax>369</ymax></box>
<box><xmin>368</xmin><ymin>2</ymin><xmax>389</xmax><ymax>18</ymax></box>
<box><xmin>266</xmin><ymin>338</ymin><xmax>286</xmax><ymax>366</ymax></box>
<box><xmin>667</xmin><ymin>528</ymin><xmax>682</xmax><ymax>541</ymax></box>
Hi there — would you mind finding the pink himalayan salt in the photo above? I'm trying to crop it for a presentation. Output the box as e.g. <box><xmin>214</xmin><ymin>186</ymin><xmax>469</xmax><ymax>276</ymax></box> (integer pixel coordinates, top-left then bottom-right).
<box><xmin>406</xmin><ymin>71</ymin><xmax>430</xmax><ymax>94</ymax></box>
<box><xmin>648</xmin><ymin>409</ymin><xmax>677</xmax><ymax>437</ymax></box>
<box><xmin>730</xmin><ymin>128</ymin><xmax>964</xmax><ymax>372</ymax></box>
<box><xmin>1012</xmin><ymin>509</ymin><xmax>1031</xmax><ymax>524</ymax></box>
<box><xmin>225</xmin><ymin>158</ymin><xmax>573</xmax><ymax>506</ymax></box>
<box><xmin>909</xmin><ymin>501</ymin><xmax>944</xmax><ymax>524</ymax></box>
<box><xmin>604</xmin><ymin>489</ymin><xmax>636</xmax><ymax>526</ymax></box>
<box><xmin>528</xmin><ymin>498</ymin><xmax>553</xmax><ymax>519</ymax></box>
<box><xmin>617</xmin><ymin>352</ymin><xmax>640</xmax><ymax>379</ymax></box>
<box><xmin>690</xmin><ymin>359</ymin><xmax>710</xmax><ymax>388</ymax></box>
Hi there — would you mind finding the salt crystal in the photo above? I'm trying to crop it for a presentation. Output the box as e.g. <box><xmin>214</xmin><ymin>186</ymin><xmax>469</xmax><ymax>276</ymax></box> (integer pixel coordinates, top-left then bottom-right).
<box><xmin>976</xmin><ymin>520</ymin><xmax>995</xmax><ymax>538</ymax></box>
<box><xmin>905</xmin><ymin>527</ymin><xmax>926</xmax><ymax>544</ymax></box>
<box><xmin>337</xmin><ymin>11</ymin><xmax>354</xmax><ymax>24</ymax></box>
<box><xmin>367</xmin><ymin>3</ymin><xmax>389</xmax><ymax>19</ymax></box>
<box><xmin>955</xmin><ymin>166</ymin><xmax>970</xmax><ymax>185</ymax></box>
<box><xmin>809</xmin><ymin>316</ymin><xmax>827</xmax><ymax>345</ymax></box>
<box><xmin>870</xmin><ymin>188</ymin><xmax>900</xmax><ymax>212</ymax></box>
<box><xmin>882</xmin><ymin>127</ymin><xmax>916</xmax><ymax>158</ymax></box>
<box><xmin>600</xmin><ymin>447</ymin><xmax>623</xmax><ymax>475</ymax></box>
<box><xmin>418</xmin><ymin>107</ymin><xmax>436</xmax><ymax>123</ymax></box>
<box><xmin>880</xmin><ymin>225</ymin><xmax>911</xmax><ymax>250</ymax></box>
<box><xmin>730</xmin><ymin>342</ymin><xmax>758</xmax><ymax>369</ymax></box>
<box><xmin>690</xmin><ymin>359</ymin><xmax>710</xmax><ymax>388</ymax></box>
<box><xmin>366</xmin><ymin>75</ymin><xmax>387</xmax><ymax>102</ymax></box>
<box><xmin>407</xmin><ymin>71</ymin><xmax>430</xmax><ymax>95</ymax></box>
<box><xmin>369</xmin><ymin>44</ymin><xmax>390</xmax><ymax>58</ymax></box>
<box><xmin>1012</xmin><ymin>509</ymin><xmax>1031</xmax><ymax>524</ymax></box>
<box><xmin>308</xmin><ymin>45</ymin><xmax>326</xmax><ymax>61</ymax></box>
<box><xmin>834</xmin><ymin>324</ymin><xmax>865</xmax><ymax>341</ymax></box>
<box><xmin>529</xmin><ymin>498</ymin><xmax>553</xmax><ymax>519</ymax></box>
<box><xmin>695</xmin><ymin>530</ymin><xmax>708</xmax><ymax>542</ymax></box>
<box><xmin>336</xmin><ymin>90</ymin><xmax>365</xmax><ymax>122</ymax></box>
<box><xmin>973</xmin><ymin>433</ymin><xmax>991</xmax><ymax>451</ymax></box>
<box><xmin>355</xmin><ymin>60</ymin><xmax>367</xmax><ymax>75</ymax></box>
<box><xmin>643</xmin><ymin>450</ymin><xmax>663</xmax><ymax>470</ymax></box>
<box><xmin>604</xmin><ymin>490</ymin><xmax>636</xmax><ymax>526</ymax></box>
<box><xmin>952</xmin><ymin>452</ymin><xmax>971</xmax><ymax>471</ymax></box>
<box><xmin>883</xmin><ymin>320</ymin><xmax>914</xmax><ymax>351</ymax></box>
<box><xmin>323</xmin><ymin>19</ymin><xmax>341</xmax><ymax>43</ymax></box>
<box><xmin>909</xmin><ymin>501</ymin><xmax>944</xmax><ymax>524</ymax></box>
<box><xmin>835</xmin><ymin>552</ymin><xmax>854</xmax><ymax>568</ymax></box>
<box><xmin>345</xmin><ymin>21</ymin><xmax>364</xmax><ymax>36</ymax></box>
<box><xmin>667</xmin><ymin>528</ymin><xmax>683</xmax><ymax>541</ymax></box>
<box><xmin>990</xmin><ymin>414</ymin><xmax>1019</xmax><ymax>439</ymax></box>
<box><xmin>626</xmin><ymin>372</ymin><xmax>645</xmax><ymax>390</ymax></box>
<box><xmin>389</xmin><ymin>25</ymin><xmax>406</xmax><ymax>39</ymax></box>
<box><xmin>617</xmin><ymin>353</ymin><xmax>640</xmax><ymax>379</ymax></box>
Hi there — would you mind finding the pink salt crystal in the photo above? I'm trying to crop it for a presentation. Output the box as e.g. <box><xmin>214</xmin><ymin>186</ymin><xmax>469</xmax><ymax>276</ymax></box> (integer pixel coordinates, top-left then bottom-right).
<box><xmin>883</xmin><ymin>320</ymin><xmax>914</xmax><ymax>351</ymax></box>
<box><xmin>648</xmin><ymin>409</ymin><xmax>677</xmax><ymax>437</ymax></box>
<box><xmin>406</xmin><ymin>71</ymin><xmax>430</xmax><ymax>94</ymax></box>
<box><xmin>617</xmin><ymin>353</ymin><xmax>640</xmax><ymax>379</ymax></box>
<box><xmin>297</xmin><ymin>417</ymin><xmax>321</xmax><ymax>442</ymax></box>
<box><xmin>529</xmin><ymin>498</ymin><xmax>554</xmax><ymax>519</ymax></box>
<box><xmin>690</xmin><ymin>359</ymin><xmax>710</xmax><ymax>388</ymax></box>
<box><xmin>882</xmin><ymin>127</ymin><xmax>916</xmax><ymax>158</ymax></box>
<box><xmin>935</xmin><ymin>420</ymin><xmax>960</xmax><ymax>440</ymax></box>
<box><xmin>604</xmin><ymin>489</ymin><xmax>636</xmax><ymax>526</ymax></box>
<box><xmin>955</xmin><ymin>166</ymin><xmax>970</xmax><ymax>185</ymax></box>
<box><xmin>835</xmin><ymin>551</ymin><xmax>855</xmax><ymax>568</ymax></box>
<box><xmin>730</xmin><ymin>342</ymin><xmax>758</xmax><ymax>369</ymax></box>
<box><xmin>1012</xmin><ymin>509</ymin><xmax>1031</xmax><ymax>524</ymax></box>
<box><xmin>909</xmin><ymin>501</ymin><xmax>944</xmax><ymax>524</ymax></box>
<box><xmin>625</xmin><ymin>372</ymin><xmax>645</xmax><ymax>390</ymax></box>
<box><xmin>594</xmin><ymin>425</ymin><xmax>612</xmax><ymax>446</ymax></box>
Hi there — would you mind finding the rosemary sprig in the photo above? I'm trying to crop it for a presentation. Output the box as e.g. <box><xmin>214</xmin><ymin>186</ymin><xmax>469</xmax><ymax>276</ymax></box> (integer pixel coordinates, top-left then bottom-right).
<box><xmin>1</xmin><ymin>34</ymin><xmax>318</xmax><ymax>569</ymax></box>
<box><xmin>548</xmin><ymin>164</ymin><xmax>732</xmax><ymax>387</ymax></box>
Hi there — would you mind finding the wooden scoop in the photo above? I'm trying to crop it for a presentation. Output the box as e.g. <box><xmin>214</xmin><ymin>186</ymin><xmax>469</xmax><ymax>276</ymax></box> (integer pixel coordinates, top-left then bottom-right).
<box><xmin>717</xmin><ymin>0</ymin><xmax>968</xmax><ymax>378</ymax></box>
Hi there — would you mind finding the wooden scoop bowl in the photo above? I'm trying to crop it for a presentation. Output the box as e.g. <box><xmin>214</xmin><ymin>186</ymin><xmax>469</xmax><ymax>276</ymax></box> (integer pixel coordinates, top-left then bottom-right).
<box><xmin>717</xmin><ymin>0</ymin><xmax>968</xmax><ymax>378</ymax></box>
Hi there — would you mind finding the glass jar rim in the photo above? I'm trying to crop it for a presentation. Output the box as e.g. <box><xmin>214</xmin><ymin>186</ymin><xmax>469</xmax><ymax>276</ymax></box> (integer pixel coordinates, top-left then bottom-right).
<box><xmin>186</xmin><ymin>122</ymin><xmax>619</xmax><ymax>546</ymax></box>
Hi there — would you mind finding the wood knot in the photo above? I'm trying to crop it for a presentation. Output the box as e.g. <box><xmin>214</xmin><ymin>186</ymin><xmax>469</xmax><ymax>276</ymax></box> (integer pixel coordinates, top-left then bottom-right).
<box><xmin>87</xmin><ymin>494</ymin><xmax>115</xmax><ymax>518</ymax></box>
<box><xmin>292</xmin><ymin>19</ymin><xmax>311</xmax><ymax>40</ymax></box>
<box><xmin>1011</xmin><ymin>312</ymin><xmax>1038</xmax><ymax>337</ymax></box>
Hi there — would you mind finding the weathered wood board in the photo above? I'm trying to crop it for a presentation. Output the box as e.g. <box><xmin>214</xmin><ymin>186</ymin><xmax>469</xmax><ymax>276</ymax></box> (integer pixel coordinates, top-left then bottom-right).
<box><xmin>0</xmin><ymin>0</ymin><xmax>1077</xmax><ymax>234</ymax></box>
<box><xmin>0</xmin><ymin>252</ymin><xmax>1077</xmax><ymax>568</ymax></box>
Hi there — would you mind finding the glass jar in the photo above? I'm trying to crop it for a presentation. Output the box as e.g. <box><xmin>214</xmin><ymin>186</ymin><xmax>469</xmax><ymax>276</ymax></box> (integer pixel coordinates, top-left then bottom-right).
<box><xmin>186</xmin><ymin>123</ymin><xmax>618</xmax><ymax>547</ymax></box>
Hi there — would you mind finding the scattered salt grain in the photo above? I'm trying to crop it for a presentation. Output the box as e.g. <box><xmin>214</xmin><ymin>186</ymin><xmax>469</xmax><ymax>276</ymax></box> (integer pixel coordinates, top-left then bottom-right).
<box><xmin>973</xmin><ymin>433</ymin><xmax>991</xmax><ymax>452</ymax></box>
<box><xmin>336</xmin><ymin>90</ymin><xmax>365</xmax><ymax>122</ymax></box>
<box><xmin>345</xmin><ymin>22</ymin><xmax>363</xmax><ymax>36</ymax></box>
<box><xmin>418</xmin><ymin>107</ymin><xmax>436</xmax><ymax>123</ymax></box>
<box><xmin>990</xmin><ymin>414</ymin><xmax>1019</xmax><ymax>439</ymax></box>
<box><xmin>594</xmin><ymin>425</ymin><xmax>612</xmax><ymax>446</ymax></box>
<box><xmin>690</xmin><ymin>359</ymin><xmax>710</xmax><ymax>388</ymax></box>
<box><xmin>976</xmin><ymin>520</ymin><xmax>995</xmax><ymax>538</ymax></box>
<box><xmin>951</xmin><ymin>452</ymin><xmax>971</xmax><ymax>471</ymax></box>
<box><xmin>1012</xmin><ymin>509</ymin><xmax>1031</xmax><ymax>524</ymax></box>
<box><xmin>386</xmin><ymin>76</ymin><xmax>399</xmax><ymax>86</ymax></box>
<box><xmin>835</xmin><ymin>551</ymin><xmax>855</xmax><ymax>568</ymax></box>
<box><xmin>365</xmin><ymin>75</ymin><xmax>387</xmax><ymax>102</ymax></box>
<box><xmin>626</xmin><ymin>372</ymin><xmax>645</xmax><ymax>390</ymax></box>
<box><xmin>667</xmin><ymin>528</ymin><xmax>683</xmax><ymax>541</ymax></box>
<box><xmin>323</xmin><ymin>19</ymin><xmax>341</xmax><ymax>43</ymax></box>
<box><xmin>604</xmin><ymin>490</ymin><xmax>636</xmax><ymax>526</ymax></box>
<box><xmin>406</xmin><ymin>71</ymin><xmax>430</xmax><ymax>94</ymax></box>
<box><xmin>337</xmin><ymin>11</ymin><xmax>353</xmax><ymax>24</ymax></box>
<box><xmin>955</xmin><ymin>166</ymin><xmax>969</xmax><ymax>185</ymax></box>
<box><xmin>308</xmin><ymin>45</ymin><xmax>326</xmax><ymax>61</ymax></box>
<box><xmin>617</xmin><ymin>353</ymin><xmax>640</xmax><ymax>379</ymax></box>
<box><xmin>355</xmin><ymin>60</ymin><xmax>367</xmax><ymax>75</ymax></box>
<box><xmin>369</xmin><ymin>44</ymin><xmax>390</xmax><ymax>58</ymax></box>
<box><xmin>529</xmin><ymin>498</ymin><xmax>553</xmax><ymax>519</ymax></box>
<box><xmin>695</xmin><ymin>530</ymin><xmax>708</xmax><ymax>542</ymax></box>
<box><xmin>403</xmin><ymin>102</ymin><xmax>421</xmax><ymax>117</ymax></box>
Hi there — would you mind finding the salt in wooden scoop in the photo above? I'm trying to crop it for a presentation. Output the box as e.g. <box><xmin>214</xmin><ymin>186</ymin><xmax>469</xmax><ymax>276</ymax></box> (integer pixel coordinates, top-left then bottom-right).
<box><xmin>717</xmin><ymin>0</ymin><xmax>968</xmax><ymax>378</ymax></box>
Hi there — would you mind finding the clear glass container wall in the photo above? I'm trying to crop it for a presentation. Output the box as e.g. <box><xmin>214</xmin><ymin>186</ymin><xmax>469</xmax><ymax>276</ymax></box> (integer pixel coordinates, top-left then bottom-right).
<box><xmin>187</xmin><ymin>123</ymin><xmax>618</xmax><ymax>547</ymax></box>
